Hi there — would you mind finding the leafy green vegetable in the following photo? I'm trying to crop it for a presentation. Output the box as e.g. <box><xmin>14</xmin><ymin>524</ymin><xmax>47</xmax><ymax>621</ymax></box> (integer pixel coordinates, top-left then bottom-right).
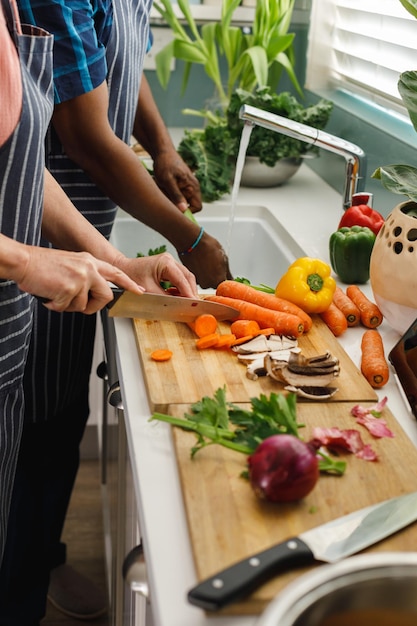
<box><xmin>150</xmin><ymin>386</ymin><xmax>346</xmax><ymax>474</ymax></box>
<box><xmin>227</xmin><ymin>88</ymin><xmax>334</xmax><ymax>166</ymax></box>
<box><xmin>177</xmin><ymin>87</ymin><xmax>333</xmax><ymax>201</ymax></box>
<box><xmin>136</xmin><ymin>245</ymin><xmax>167</xmax><ymax>258</ymax></box>
<box><xmin>234</xmin><ymin>277</ymin><xmax>275</xmax><ymax>293</ymax></box>
<box><xmin>178</xmin><ymin>127</ymin><xmax>236</xmax><ymax>202</ymax></box>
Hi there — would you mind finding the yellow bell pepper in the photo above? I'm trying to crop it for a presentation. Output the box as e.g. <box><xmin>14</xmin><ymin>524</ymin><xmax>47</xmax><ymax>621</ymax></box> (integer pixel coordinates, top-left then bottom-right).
<box><xmin>275</xmin><ymin>257</ymin><xmax>336</xmax><ymax>314</ymax></box>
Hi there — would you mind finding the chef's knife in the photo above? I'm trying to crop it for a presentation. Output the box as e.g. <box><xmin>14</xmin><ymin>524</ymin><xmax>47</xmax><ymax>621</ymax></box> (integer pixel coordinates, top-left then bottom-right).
<box><xmin>187</xmin><ymin>491</ymin><xmax>417</xmax><ymax>611</ymax></box>
<box><xmin>107</xmin><ymin>288</ymin><xmax>239</xmax><ymax>322</ymax></box>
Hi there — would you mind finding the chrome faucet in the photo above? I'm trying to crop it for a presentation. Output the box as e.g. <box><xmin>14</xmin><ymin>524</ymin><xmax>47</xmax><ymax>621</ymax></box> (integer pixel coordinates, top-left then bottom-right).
<box><xmin>239</xmin><ymin>104</ymin><xmax>366</xmax><ymax>210</ymax></box>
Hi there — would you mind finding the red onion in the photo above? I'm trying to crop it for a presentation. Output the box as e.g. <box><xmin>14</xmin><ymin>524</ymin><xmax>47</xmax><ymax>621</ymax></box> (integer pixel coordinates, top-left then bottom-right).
<box><xmin>248</xmin><ymin>434</ymin><xmax>319</xmax><ymax>502</ymax></box>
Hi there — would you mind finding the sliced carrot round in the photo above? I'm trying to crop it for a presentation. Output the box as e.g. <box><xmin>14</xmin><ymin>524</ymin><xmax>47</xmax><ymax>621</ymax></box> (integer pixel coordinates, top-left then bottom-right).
<box><xmin>257</xmin><ymin>327</ymin><xmax>275</xmax><ymax>336</ymax></box>
<box><xmin>230</xmin><ymin>319</ymin><xmax>260</xmax><ymax>339</ymax></box>
<box><xmin>188</xmin><ymin>313</ymin><xmax>218</xmax><ymax>338</ymax></box>
<box><xmin>150</xmin><ymin>349</ymin><xmax>173</xmax><ymax>362</ymax></box>
<box><xmin>195</xmin><ymin>333</ymin><xmax>220</xmax><ymax>349</ymax></box>
<box><xmin>214</xmin><ymin>334</ymin><xmax>236</xmax><ymax>349</ymax></box>
<box><xmin>230</xmin><ymin>334</ymin><xmax>256</xmax><ymax>346</ymax></box>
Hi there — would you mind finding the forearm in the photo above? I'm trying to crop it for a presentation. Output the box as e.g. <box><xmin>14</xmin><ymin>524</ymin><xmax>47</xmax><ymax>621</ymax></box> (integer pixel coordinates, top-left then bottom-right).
<box><xmin>51</xmin><ymin>84</ymin><xmax>201</xmax><ymax>252</ymax></box>
<box><xmin>42</xmin><ymin>169</ymin><xmax>199</xmax><ymax>296</ymax></box>
<box><xmin>42</xmin><ymin>169</ymin><xmax>122</xmax><ymax>264</ymax></box>
<box><xmin>132</xmin><ymin>74</ymin><xmax>177</xmax><ymax>159</ymax></box>
<box><xmin>0</xmin><ymin>234</ymin><xmax>30</xmax><ymax>283</ymax></box>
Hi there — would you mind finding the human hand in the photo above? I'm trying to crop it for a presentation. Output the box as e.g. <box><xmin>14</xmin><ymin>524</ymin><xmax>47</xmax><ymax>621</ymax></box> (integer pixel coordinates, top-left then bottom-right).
<box><xmin>18</xmin><ymin>247</ymin><xmax>143</xmax><ymax>314</ymax></box>
<box><xmin>178</xmin><ymin>231</ymin><xmax>233</xmax><ymax>289</ymax></box>
<box><xmin>152</xmin><ymin>150</ymin><xmax>202</xmax><ymax>214</ymax></box>
<box><xmin>113</xmin><ymin>252</ymin><xmax>198</xmax><ymax>298</ymax></box>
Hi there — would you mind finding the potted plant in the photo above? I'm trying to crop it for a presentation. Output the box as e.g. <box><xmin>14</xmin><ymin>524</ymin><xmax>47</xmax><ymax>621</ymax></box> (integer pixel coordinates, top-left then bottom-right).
<box><xmin>372</xmin><ymin>0</ymin><xmax>417</xmax><ymax>200</ymax></box>
<box><xmin>153</xmin><ymin>0</ymin><xmax>303</xmax><ymax>110</ymax></box>
<box><xmin>152</xmin><ymin>0</ymin><xmax>333</xmax><ymax>200</ymax></box>
<box><xmin>177</xmin><ymin>86</ymin><xmax>333</xmax><ymax>200</ymax></box>
<box><xmin>369</xmin><ymin>0</ymin><xmax>417</xmax><ymax>333</ymax></box>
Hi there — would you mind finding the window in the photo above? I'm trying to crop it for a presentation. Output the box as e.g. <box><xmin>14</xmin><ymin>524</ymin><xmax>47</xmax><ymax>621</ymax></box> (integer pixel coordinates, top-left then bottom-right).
<box><xmin>306</xmin><ymin>0</ymin><xmax>417</xmax><ymax>114</ymax></box>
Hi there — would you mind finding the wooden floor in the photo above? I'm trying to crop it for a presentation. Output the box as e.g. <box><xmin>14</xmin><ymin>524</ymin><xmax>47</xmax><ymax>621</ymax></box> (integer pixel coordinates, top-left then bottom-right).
<box><xmin>41</xmin><ymin>459</ymin><xmax>109</xmax><ymax>626</ymax></box>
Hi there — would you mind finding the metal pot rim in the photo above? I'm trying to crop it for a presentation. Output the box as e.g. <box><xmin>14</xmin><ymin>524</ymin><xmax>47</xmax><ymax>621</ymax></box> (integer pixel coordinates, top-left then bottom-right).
<box><xmin>256</xmin><ymin>552</ymin><xmax>417</xmax><ymax>626</ymax></box>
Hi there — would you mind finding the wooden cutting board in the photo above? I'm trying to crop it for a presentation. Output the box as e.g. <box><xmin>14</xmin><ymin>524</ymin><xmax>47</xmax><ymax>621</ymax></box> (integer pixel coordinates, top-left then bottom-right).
<box><xmin>168</xmin><ymin>401</ymin><xmax>417</xmax><ymax>615</ymax></box>
<box><xmin>133</xmin><ymin>315</ymin><xmax>377</xmax><ymax>411</ymax></box>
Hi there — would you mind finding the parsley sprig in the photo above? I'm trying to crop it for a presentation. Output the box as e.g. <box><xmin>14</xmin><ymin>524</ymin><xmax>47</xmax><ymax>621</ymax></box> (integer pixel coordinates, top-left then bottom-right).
<box><xmin>150</xmin><ymin>387</ymin><xmax>345</xmax><ymax>474</ymax></box>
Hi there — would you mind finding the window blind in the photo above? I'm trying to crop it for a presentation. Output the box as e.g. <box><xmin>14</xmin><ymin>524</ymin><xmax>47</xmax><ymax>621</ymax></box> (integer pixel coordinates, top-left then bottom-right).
<box><xmin>306</xmin><ymin>0</ymin><xmax>417</xmax><ymax>112</ymax></box>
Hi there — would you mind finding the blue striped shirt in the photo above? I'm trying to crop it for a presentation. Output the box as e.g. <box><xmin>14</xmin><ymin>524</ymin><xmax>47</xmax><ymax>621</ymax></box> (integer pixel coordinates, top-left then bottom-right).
<box><xmin>17</xmin><ymin>0</ymin><xmax>113</xmax><ymax>103</ymax></box>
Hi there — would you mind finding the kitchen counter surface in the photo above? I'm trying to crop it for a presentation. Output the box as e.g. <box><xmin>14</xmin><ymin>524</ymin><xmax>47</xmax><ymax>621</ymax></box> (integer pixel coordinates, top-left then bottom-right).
<box><xmin>113</xmin><ymin>162</ymin><xmax>417</xmax><ymax>626</ymax></box>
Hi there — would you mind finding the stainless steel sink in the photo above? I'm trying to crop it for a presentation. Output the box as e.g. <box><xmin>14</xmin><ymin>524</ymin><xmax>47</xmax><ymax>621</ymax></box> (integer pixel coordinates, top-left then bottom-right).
<box><xmin>111</xmin><ymin>204</ymin><xmax>305</xmax><ymax>289</ymax></box>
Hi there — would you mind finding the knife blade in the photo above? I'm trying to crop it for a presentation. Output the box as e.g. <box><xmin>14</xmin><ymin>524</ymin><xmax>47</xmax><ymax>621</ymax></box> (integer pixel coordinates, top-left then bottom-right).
<box><xmin>187</xmin><ymin>490</ymin><xmax>417</xmax><ymax>611</ymax></box>
<box><xmin>107</xmin><ymin>288</ymin><xmax>239</xmax><ymax>322</ymax></box>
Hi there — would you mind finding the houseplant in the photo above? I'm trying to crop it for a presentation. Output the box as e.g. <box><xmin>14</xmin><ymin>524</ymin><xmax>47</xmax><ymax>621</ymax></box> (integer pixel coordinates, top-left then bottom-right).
<box><xmin>372</xmin><ymin>0</ymin><xmax>417</xmax><ymax>199</ymax></box>
<box><xmin>153</xmin><ymin>0</ymin><xmax>333</xmax><ymax>200</ymax></box>
<box><xmin>369</xmin><ymin>0</ymin><xmax>417</xmax><ymax>333</ymax></box>
<box><xmin>153</xmin><ymin>0</ymin><xmax>303</xmax><ymax>110</ymax></box>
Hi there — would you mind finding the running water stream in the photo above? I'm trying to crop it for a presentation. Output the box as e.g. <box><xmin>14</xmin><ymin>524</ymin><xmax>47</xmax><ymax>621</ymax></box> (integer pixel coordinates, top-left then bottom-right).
<box><xmin>225</xmin><ymin>122</ymin><xmax>253</xmax><ymax>255</ymax></box>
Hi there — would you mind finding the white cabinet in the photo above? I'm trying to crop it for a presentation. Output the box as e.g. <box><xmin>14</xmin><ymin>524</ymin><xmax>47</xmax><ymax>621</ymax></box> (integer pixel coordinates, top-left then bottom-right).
<box><xmin>99</xmin><ymin>315</ymin><xmax>153</xmax><ymax>626</ymax></box>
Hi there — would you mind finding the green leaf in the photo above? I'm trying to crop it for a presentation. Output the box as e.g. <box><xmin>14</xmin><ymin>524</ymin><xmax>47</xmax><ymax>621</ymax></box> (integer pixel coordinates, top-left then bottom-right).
<box><xmin>398</xmin><ymin>0</ymin><xmax>417</xmax><ymax>18</ymax></box>
<box><xmin>274</xmin><ymin>51</ymin><xmax>303</xmax><ymax>96</ymax></box>
<box><xmin>177</xmin><ymin>127</ymin><xmax>235</xmax><ymax>201</ymax></box>
<box><xmin>173</xmin><ymin>40</ymin><xmax>208</xmax><ymax>64</ymax></box>
<box><xmin>266</xmin><ymin>32</ymin><xmax>294</xmax><ymax>58</ymax></box>
<box><xmin>371</xmin><ymin>164</ymin><xmax>417</xmax><ymax>201</ymax></box>
<box><xmin>155</xmin><ymin>43</ymin><xmax>174</xmax><ymax>89</ymax></box>
<box><xmin>240</xmin><ymin>46</ymin><xmax>269</xmax><ymax>89</ymax></box>
<box><xmin>398</xmin><ymin>71</ymin><xmax>417</xmax><ymax>132</ymax></box>
<box><xmin>177</xmin><ymin>0</ymin><xmax>200</xmax><ymax>39</ymax></box>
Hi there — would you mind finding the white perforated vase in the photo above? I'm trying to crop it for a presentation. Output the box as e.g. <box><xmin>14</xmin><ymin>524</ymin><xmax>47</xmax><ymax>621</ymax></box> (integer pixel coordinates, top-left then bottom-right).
<box><xmin>370</xmin><ymin>200</ymin><xmax>417</xmax><ymax>333</ymax></box>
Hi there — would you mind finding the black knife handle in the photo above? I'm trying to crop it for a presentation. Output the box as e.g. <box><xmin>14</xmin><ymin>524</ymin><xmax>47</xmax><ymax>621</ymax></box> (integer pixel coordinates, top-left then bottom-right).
<box><xmin>107</xmin><ymin>287</ymin><xmax>124</xmax><ymax>309</ymax></box>
<box><xmin>187</xmin><ymin>538</ymin><xmax>315</xmax><ymax>611</ymax></box>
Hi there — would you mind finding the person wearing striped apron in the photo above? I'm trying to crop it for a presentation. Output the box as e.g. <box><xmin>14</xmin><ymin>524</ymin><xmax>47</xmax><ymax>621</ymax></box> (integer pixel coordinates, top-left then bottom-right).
<box><xmin>0</xmin><ymin>2</ymin><xmax>158</xmax><ymax>623</ymax></box>
<box><xmin>0</xmin><ymin>0</ymin><xmax>204</xmax><ymax>621</ymax></box>
<box><xmin>0</xmin><ymin>2</ymin><xmax>53</xmax><ymax>589</ymax></box>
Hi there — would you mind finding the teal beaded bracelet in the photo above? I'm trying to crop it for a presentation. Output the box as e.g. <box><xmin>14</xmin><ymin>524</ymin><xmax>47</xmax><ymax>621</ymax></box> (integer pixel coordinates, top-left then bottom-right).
<box><xmin>179</xmin><ymin>226</ymin><xmax>205</xmax><ymax>256</ymax></box>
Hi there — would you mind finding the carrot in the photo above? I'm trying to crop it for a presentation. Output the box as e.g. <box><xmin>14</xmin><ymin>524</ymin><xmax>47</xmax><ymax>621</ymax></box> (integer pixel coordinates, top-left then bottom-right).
<box><xmin>230</xmin><ymin>319</ymin><xmax>261</xmax><ymax>339</ymax></box>
<box><xmin>319</xmin><ymin>302</ymin><xmax>348</xmax><ymax>337</ymax></box>
<box><xmin>231</xmin><ymin>335</ymin><xmax>256</xmax><ymax>346</ymax></box>
<box><xmin>214</xmin><ymin>334</ymin><xmax>236</xmax><ymax>349</ymax></box>
<box><xmin>346</xmin><ymin>285</ymin><xmax>383</xmax><ymax>328</ymax></box>
<box><xmin>151</xmin><ymin>349</ymin><xmax>173</xmax><ymax>362</ymax></box>
<box><xmin>187</xmin><ymin>313</ymin><xmax>218</xmax><ymax>338</ymax></box>
<box><xmin>195</xmin><ymin>333</ymin><xmax>220</xmax><ymax>349</ymax></box>
<box><xmin>216</xmin><ymin>280</ymin><xmax>313</xmax><ymax>333</ymax></box>
<box><xmin>204</xmin><ymin>295</ymin><xmax>304</xmax><ymax>337</ymax></box>
<box><xmin>360</xmin><ymin>329</ymin><xmax>390</xmax><ymax>388</ymax></box>
<box><xmin>257</xmin><ymin>327</ymin><xmax>276</xmax><ymax>336</ymax></box>
<box><xmin>332</xmin><ymin>286</ymin><xmax>360</xmax><ymax>327</ymax></box>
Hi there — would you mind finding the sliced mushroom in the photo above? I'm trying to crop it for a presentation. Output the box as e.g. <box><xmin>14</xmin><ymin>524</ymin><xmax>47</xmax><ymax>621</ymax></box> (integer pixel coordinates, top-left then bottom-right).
<box><xmin>264</xmin><ymin>351</ymin><xmax>340</xmax><ymax>388</ymax></box>
<box><xmin>232</xmin><ymin>334</ymin><xmax>298</xmax><ymax>355</ymax></box>
<box><xmin>238</xmin><ymin>348</ymin><xmax>300</xmax><ymax>364</ymax></box>
<box><xmin>285</xmin><ymin>385</ymin><xmax>339</xmax><ymax>400</ymax></box>
<box><xmin>232</xmin><ymin>335</ymin><xmax>270</xmax><ymax>354</ymax></box>
<box><xmin>247</xmin><ymin>358</ymin><xmax>268</xmax><ymax>380</ymax></box>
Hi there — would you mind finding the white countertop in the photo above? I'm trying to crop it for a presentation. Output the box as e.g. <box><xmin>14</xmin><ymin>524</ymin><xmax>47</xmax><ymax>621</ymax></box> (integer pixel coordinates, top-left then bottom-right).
<box><xmin>113</xmin><ymin>163</ymin><xmax>417</xmax><ymax>626</ymax></box>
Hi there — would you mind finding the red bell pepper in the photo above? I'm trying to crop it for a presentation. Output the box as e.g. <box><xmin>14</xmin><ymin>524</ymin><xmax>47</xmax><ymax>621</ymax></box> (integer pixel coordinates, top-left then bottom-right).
<box><xmin>338</xmin><ymin>204</ymin><xmax>384</xmax><ymax>236</ymax></box>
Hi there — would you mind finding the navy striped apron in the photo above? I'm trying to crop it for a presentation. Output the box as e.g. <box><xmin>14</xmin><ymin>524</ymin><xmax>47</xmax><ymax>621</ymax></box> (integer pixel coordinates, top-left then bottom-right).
<box><xmin>0</xmin><ymin>2</ymin><xmax>151</xmax><ymax>619</ymax></box>
<box><xmin>24</xmin><ymin>0</ymin><xmax>152</xmax><ymax>422</ymax></box>
<box><xmin>0</xmin><ymin>0</ymin><xmax>53</xmax><ymax>562</ymax></box>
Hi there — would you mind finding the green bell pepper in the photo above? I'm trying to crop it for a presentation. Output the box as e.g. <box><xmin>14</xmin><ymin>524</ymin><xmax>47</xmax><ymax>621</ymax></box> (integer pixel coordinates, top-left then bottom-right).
<box><xmin>329</xmin><ymin>225</ymin><xmax>376</xmax><ymax>284</ymax></box>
